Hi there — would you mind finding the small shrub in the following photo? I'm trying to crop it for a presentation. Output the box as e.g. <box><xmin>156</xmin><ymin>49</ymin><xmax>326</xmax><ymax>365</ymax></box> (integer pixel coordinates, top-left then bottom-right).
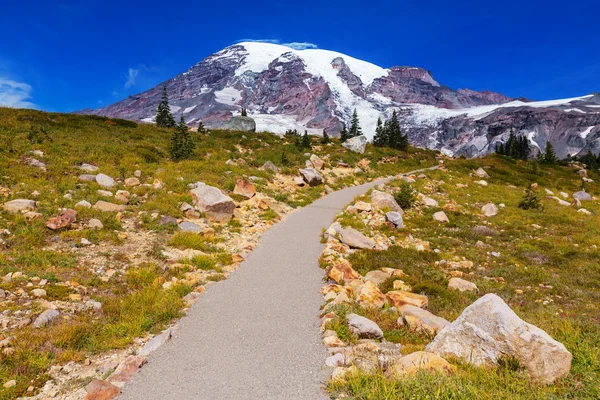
<box><xmin>394</xmin><ymin>182</ymin><xmax>416</xmax><ymax>209</ymax></box>
<box><xmin>518</xmin><ymin>184</ymin><xmax>542</xmax><ymax>210</ymax></box>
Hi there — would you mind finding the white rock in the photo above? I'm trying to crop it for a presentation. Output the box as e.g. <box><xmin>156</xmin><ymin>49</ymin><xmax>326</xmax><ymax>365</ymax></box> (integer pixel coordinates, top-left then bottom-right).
<box><xmin>448</xmin><ymin>277</ymin><xmax>478</xmax><ymax>292</ymax></box>
<box><xmin>481</xmin><ymin>203</ymin><xmax>498</xmax><ymax>217</ymax></box>
<box><xmin>346</xmin><ymin>313</ymin><xmax>383</xmax><ymax>339</ymax></box>
<box><xmin>342</xmin><ymin>135</ymin><xmax>367</xmax><ymax>154</ymax></box>
<box><xmin>433</xmin><ymin>211</ymin><xmax>449</xmax><ymax>223</ymax></box>
<box><xmin>75</xmin><ymin>200</ymin><xmax>92</xmax><ymax>209</ymax></box>
<box><xmin>96</xmin><ymin>173</ymin><xmax>116</xmax><ymax>188</ymax></box>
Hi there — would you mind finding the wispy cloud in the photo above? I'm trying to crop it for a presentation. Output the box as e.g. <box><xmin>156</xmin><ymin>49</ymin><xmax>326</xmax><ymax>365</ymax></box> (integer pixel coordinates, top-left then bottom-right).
<box><xmin>236</xmin><ymin>39</ymin><xmax>318</xmax><ymax>50</ymax></box>
<box><xmin>0</xmin><ymin>78</ymin><xmax>38</xmax><ymax>109</ymax></box>
<box><xmin>124</xmin><ymin>68</ymin><xmax>140</xmax><ymax>88</ymax></box>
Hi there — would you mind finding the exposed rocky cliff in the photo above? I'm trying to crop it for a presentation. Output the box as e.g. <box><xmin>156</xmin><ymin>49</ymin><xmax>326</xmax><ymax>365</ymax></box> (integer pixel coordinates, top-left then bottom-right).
<box><xmin>79</xmin><ymin>42</ymin><xmax>600</xmax><ymax>157</ymax></box>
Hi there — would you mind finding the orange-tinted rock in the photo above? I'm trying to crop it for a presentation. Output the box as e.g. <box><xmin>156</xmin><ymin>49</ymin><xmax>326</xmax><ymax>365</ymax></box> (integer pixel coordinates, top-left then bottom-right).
<box><xmin>386</xmin><ymin>290</ymin><xmax>428</xmax><ymax>308</ymax></box>
<box><xmin>46</xmin><ymin>209</ymin><xmax>77</xmax><ymax>230</ymax></box>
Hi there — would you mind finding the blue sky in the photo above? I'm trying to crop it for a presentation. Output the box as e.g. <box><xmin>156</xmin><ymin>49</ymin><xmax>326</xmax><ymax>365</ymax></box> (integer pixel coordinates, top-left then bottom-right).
<box><xmin>1</xmin><ymin>0</ymin><xmax>599</xmax><ymax>112</ymax></box>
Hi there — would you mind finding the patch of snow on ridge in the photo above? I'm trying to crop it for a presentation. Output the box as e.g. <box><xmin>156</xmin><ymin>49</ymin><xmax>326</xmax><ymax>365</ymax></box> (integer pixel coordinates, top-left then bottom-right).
<box><xmin>580</xmin><ymin>126</ymin><xmax>595</xmax><ymax>139</ymax></box>
<box><xmin>252</xmin><ymin>113</ymin><xmax>323</xmax><ymax>136</ymax></box>
<box><xmin>526</xmin><ymin>131</ymin><xmax>541</xmax><ymax>150</ymax></box>
<box><xmin>184</xmin><ymin>105</ymin><xmax>197</xmax><ymax>114</ymax></box>
<box><xmin>214</xmin><ymin>87</ymin><xmax>242</xmax><ymax>106</ymax></box>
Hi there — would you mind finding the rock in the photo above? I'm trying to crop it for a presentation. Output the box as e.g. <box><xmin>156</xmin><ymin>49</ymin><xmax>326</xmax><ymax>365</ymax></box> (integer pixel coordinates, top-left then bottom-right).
<box><xmin>137</xmin><ymin>328</ymin><xmax>172</xmax><ymax>357</ymax></box>
<box><xmin>152</xmin><ymin>179</ymin><xmax>165</xmax><ymax>189</ymax></box>
<box><xmin>577</xmin><ymin>169</ymin><xmax>587</xmax><ymax>177</ymax></box>
<box><xmin>354</xmin><ymin>201</ymin><xmax>372</xmax><ymax>212</ymax></box>
<box><xmin>390</xmin><ymin>351</ymin><xmax>455</xmax><ymax>376</ymax></box>
<box><xmin>3</xmin><ymin>380</ymin><xmax>17</xmax><ymax>389</ymax></box>
<box><xmin>179</xmin><ymin>221</ymin><xmax>203</xmax><ymax>233</ymax></box>
<box><xmin>327</xmin><ymin>259</ymin><xmax>361</xmax><ymax>283</ymax></box>
<box><xmin>418</xmin><ymin>193</ymin><xmax>439</xmax><ymax>207</ymax></box>
<box><xmin>88</xmin><ymin>218</ymin><xmax>104</xmax><ymax>230</ymax></box>
<box><xmin>109</xmin><ymin>355</ymin><xmax>146</xmax><ymax>383</ymax></box>
<box><xmin>180</xmin><ymin>202</ymin><xmax>194</xmax><ymax>212</ymax></box>
<box><xmin>338</xmin><ymin>228</ymin><xmax>375</xmax><ymax>249</ymax></box>
<box><xmin>323</xmin><ymin>331</ymin><xmax>345</xmax><ymax>347</ymax></box>
<box><xmin>577</xmin><ymin>208</ymin><xmax>592</xmax><ymax>215</ymax></box>
<box><xmin>158</xmin><ymin>216</ymin><xmax>178</xmax><ymax>226</ymax></box>
<box><xmin>3</xmin><ymin>199</ymin><xmax>36</xmax><ymax>213</ymax></box>
<box><xmin>26</xmin><ymin>157</ymin><xmax>46</xmax><ymax>169</ymax></box>
<box><xmin>298</xmin><ymin>168</ymin><xmax>324</xmax><ymax>186</ymax></box>
<box><xmin>79</xmin><ymin>164</ymin><xmax>99</xmax><ymax>173</ymax></box>
<box><xmin>32</xmin><ymin>288</ymin><xmax>47</xmax><ymax>298</ymax></box>
<box><xmin>371</xmin><ymin>190</ymin><xmax>402</xmax><ymax>212</ymax></box>
<box><xmin>448</xmin><ymin>277</ymin><xmax>478</xmax><ymax>292</ymax></box>
<box><xmin>85</xmin><ymin>380</ymin><xmax>120</xmax><ymax>400</ymax></box>
<box><xmin>355</xmin><ymin>281</ymin><xmax>386</xmax><ymax>309</ymax></box>
<box><xmin>573</xmin><ymin>191</ymin><xmax>592</xmax><ymax>201</ymax></box>
<box><xmin>115</xmin><ymin>190</ymin><xmax>130</xmax><ymax>203</ymax></box>
<box><xmin>294</xmin><ymin>177</ymin><xmax>306</xmax><ymax>186</ymax></box>
<box><xmin>97</xmin><ymin>190</ymin><xmax>113</xmax><ymax>197</ymax></box>
<box><xmin>33</xmin><ymin>309</ymin><xmax>59</xmax><ymax>328</ymax></box>
<box><xmin>347</xmin><ymin>313</ymin><xmax>383</xmax><ymax>339</ymax></box>
<box><xmin>426</xmin><ymin>293</ymin><xmax>572</xmax><ymax>384</ymax></box>
<box><xmin>475</xmin><ymin>180</ymin><xmax>488</xmax><ymax>186</ymax></box>
<box><xmin>433</xmin><ymin>211</ymin><xmax>449</xmax><ymax>223</ymax></box>
<box><xmin>221</xmin><ymin>116</ymin><xmax>256</xmax><ymax>132</ymax></box>
<box><xmin>481</xmin><ymin>203</ymin><xmax>498</xmax><ymax>217</ymax></box>
<box><xmin>233</xmin><ymin>179</ymin><xmax>256</xmax><ymax>198</ymax></box>
<box><xmin>474</xmin><ymin>167</ymin><xmax>490</xmax><ymax>178</ymax></box>
<box><xmin>46</xmin><ymin>209</ymin><xmax>77</xmax><ymax>230</ymax></box>
<box><xmin>261</xmin><ymin>161</ymin><xmax>279</xmax><ymax>173</ymax></box>
<box><xmin>310</xmin><ymin>154</ymin><xmax>325</xmax><ymax>170</ymax></box>
<box><xmin>96</xmin><ymin>173</ymin><xmax>116</xmax><ymax>188</ymax></box>
<box><xmin>342</xmin><ymin>135</ymin><xmax>367</xmax><ymax>154</ymax></box>
<box><xmin>124</xmin><ymin>177</ymin><xmax>140</xmax><ymax>187</ymax></box>
<box><xmin>545</xmin><ymin>188</ymin><xmax>554</xmax><ymax>195</ymax></box>
<box><xmin>79</xmin><ymin>174</ymin><xmax>97</xmax><ymax>182</ymax></box>
<box><xmin>386</xmin><ymin>291</ymin><xmax>428</xmax><ymax>308</ymax></box>
<box><xmin>93</xmin><ymin>201</ymin><xmax>126</xmax><ymax>212</ymax></box>
<box><xmin>385</xmin><ymin>211</ymin><xmax>404</xmax><ymax>229</ymax></box>
<box><xmin>364</xmin><ymin>270</ymin><xmax>392</xmax><ymax>286</ymax></box>
<box><xmin>398</xmin><ymin>305</ymin><xmax>450</xmax><ymax>335</ymax></box>
<box><xmin>75</xmin><ymin>200</ymin><xmax>92</xmax><ymax>209</ymax></box>
<box><xmin>190</xmin><ymin>183</ymin><xmax>235</xmax><ymax>223</ymax></box>
<box><xmin>551</xmin><ymin>196</ymin><xmax>571</xmax><ymax>206</ymax></box>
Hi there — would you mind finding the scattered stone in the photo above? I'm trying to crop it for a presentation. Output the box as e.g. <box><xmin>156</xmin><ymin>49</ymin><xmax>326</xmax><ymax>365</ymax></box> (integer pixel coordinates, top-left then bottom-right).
<box><xmin>433</xmin><ymin>211</ymin><xmax>449</xmax><ymax>223</ymax></box>
<box><xmin>233</xmin><ymin>179</ymin><xmax>256</xmax><ymax>198</ymax></box>
<box><xmin>398</xmin><ymin>305</ymin><xmax>450</xmax><ymax>335</ymax></box>
<box><xmin>448</xmin><ymin>277</ymin><xmax>478</xmax><ymax>292</ymax></box>
<box><xmin>386</xmin><ymin>291</ymin><xmax>428</xmax><ymax>308</ymax></box>
<box><xmin>390</xmin><ymin>351</ymin><xmax>455</xmax><ymax>376</ymax></box>
<box><xmin>179</xmin><ymin>221</ymin><xmax>203</xmax><ymax>233</ymax></box>
<box><xmin>354</xmin><ymin>201</ymin><xmax>372</xmax><ymax>212</ymax></box>
<box><xmin>261</xmin><ymin>161</ymin><xmax>279</xmax><ymax>173</ymax></box>
<box><xmin>79</xmin><ymin>164</ymin><xmax>99</xmax><ymax>173</ymax></box>
<box><xmin>79</xmin><ymin>174</ymin><xmax>97</xmax><ymax>182</ymax></box>
<box><xmin>137</xmin><ymin>328</ymin><xmax>172</xmax><ymax>357</ymax></box>
<box><xmin>418</xmin><ymin>193</ymin><xmax>439</xmax><ymax>207</ymax></box>
<box><xmin>294</xmin><ymin>177</ymin><xmax>306</xmax><ymax>186</ymax></box>
<box><xmin>32</xmin><ymin>288</ymin><xmax>47</xmax><ymax>298</ymax></box>
<box><xmin>577</xmin><ymin>169</ymin><xmax>587</xmax><ymax>177</ymax></box>
<box><xmin>474</xmin><ymin>167</ymin><xmax>490</xmax><ymax>178</ymax></box>
<box><xmin>299</xmin><ymin>168</ymin><xmax>324</xmax><ymax>186</ymax></box>
<box><xmin>475</xmin><ymin>180</ymin><xmax>488</xmax><ymax>186</ymax></box>
<box><xmin>75</xmin><ymin>200</ymin><xmax>92</xmax><ymax>209</ymax></box>
<box><xmin>364</xmin><ymin>270</ymin><xmax>392</xmax><ymax>286</ymax></box>
<box><xmin>310</xmin><ymin>154</ymin><xmax>325</xmax><ymax>170</ymax></box>
<box><xmin>109</xmin><ymin>355</ymin><xmax>146</xmax><ymax>383</ymax></box>
<box><xmin>327</xmin><ymin>260</ymin><xmax>361</xmax><ymax>283</ymax></box>
<box><xmin>385</xmin><ymin>211</ymin><xmax>404</xmax><ymax>229</ymax></box>
<box><xmin>152</xmin><ymin>179</ymin><xmax>165</xmax><ymax>189</ymax></box>
<box><xmin>342</xmin><ymin>135</ymin><xmax>367</xmax><ymax>154</ymax></box>
<box><xmin>577</xmin><ymin>208</ymin><xmax>592</xmax><ymax>215</ymax></box>
<box><xmin>371</xmin><ymin>190</ymin><xmax>402</xmax><ymax>212</ymax></box>
<box><xmin>426</xmin><ymin>293</ymin><xmax>572</xmax><ymax>384</ymax></box>
<box><xmin>338</xmin><ymin>228</ymin><xmax>375</xmax><ymax>249</ymax></box>
<box><xmin>573</xmin><ymin>191</ymin><xmax>592</xmax><ymax>201</ymax></box>
<box><xmin>84</xmin><ymin>380</ymin><xmax>120</xmax><ymax>400</ymax></box>
<box><xmin>190</xmin><ymin>183</ymin><xmax>235</xmax><ymax>223</ymax></box>
<box><xmin>551</xmin><ymin>197</ymin><xmax>571</xmax><ymax>207</ymax></box>
<box><xmin>96</xmin><ymin>173</ymin><xmax>116</xmax><ymax>188</ymax></box>
<box><xmin>88</xmin><ymin>218</ymin><xmax>104</xmax><ymax>230</ymax></box>
<box><xmin>80</xmin><ymin>238</ymin><xmax>92</xmax><ymax>246</ymax></box>
<box><xmin>33</xmin><ymin>309</ymin><xmax>59</xmax><ymax>328</ymax></box>
<box><xmin>158</xmin><ymin>216</ymin><xmax>178</xmax><ymax>226</ymax></box>
<box><xmin>481</xmin><ymin>203</ymin><xmax>498</xmax><ymax>217</ymax></box>
<box><xmin>93</xmin><ymin>201</ymin><xmax>126</xmax><ymax>212</ymax></box>
<box><xmin>3</xmin><ymin>380</ymin><xmax>17</xmax><ymax>389</ymax></box>
<box><xmin>124</xmin><ymin>177</ymin><xmax>140</xmax><ymax>187</ymax></box>
<box><xmin>3</xmin><ymin>199</ymin><xmax>36</xmax><ymax>213</ymax></box>
<box><xmin>97</xmin><ymin>190</ymin><xmax>113</xmax><ymax>197</ymax></box>
<box><xmin>221</xmin><ymin>115</ymin><xmax>256</xmax><ymax>132</ymax></box>
<box><xmin>559</xmin><ymin>191</ymin><xmax>568</xmax><ymax>199</ymax></box>
<box><xmin>26</xmin><ymin>158</ymin><xmax>47</xmax><ymax>170</ymax></box>
<box><xmin>323</xmin><ymin>331</ymin><xmax>345</xmax><ymax>347</ymax></box>
<box><xmin>545</xmin><ymin>189</ymin><xmax>554</xmax><ymax>196</ymax></box>
<box><xmin>355</xmin><ymin>281</ymin><xmax>386</xmax><ymax>309</ymax></box>
<box><xmin>347</xmin><ymin>313</ymin><xmax>383</xmax><ymax>339</ymax></box>
<box><xmin>46</xmin><ymin>209</ymin><xmax>77</xmax><ymax>230</ymax></box>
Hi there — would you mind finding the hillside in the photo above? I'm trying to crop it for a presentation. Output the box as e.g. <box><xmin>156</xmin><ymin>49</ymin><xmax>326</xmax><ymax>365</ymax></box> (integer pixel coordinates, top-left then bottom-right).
<box><xmin>0</xmin><ymin>107</ymin><xmax>437</xmax><ymax>399</ymax></box>
<box><xmin>80</xmin><ymin>42</ymin><xmax>600</xmax><ymax>158</ymax></box>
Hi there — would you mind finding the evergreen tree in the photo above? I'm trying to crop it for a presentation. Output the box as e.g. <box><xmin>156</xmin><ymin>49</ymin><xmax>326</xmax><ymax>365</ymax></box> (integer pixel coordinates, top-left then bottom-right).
<box><xmin>321</xmin><ymin>129</ymin><xmax>330</xmax><ymax>144</ymax></box>
<box><xmin>348</xmin><ymin>109</ymin><xmax>362</xmax><ymax>138</ymax></box>
<box><xmin>518</xmin><ymin>184</ymin><xmax>542</xmax><ymax>210</ymax></box>
<box><xmin>373</xmin><ymin>117</ymin><xmax>386</xmax><ymax>147</ymax></box>
<box><xmin>542</xmin><ymin>141</ymin><xmax>558</xmax><ymax>164</ymax></box>
<box><xmin>301</xmin><ymin>131</ymin><xmax>312</xmax><ymax>150</ymax></box>
<box><xmin>340</xmin><ymin>124</ymin><xmax>349</xmax><ymax>142</ymax></box>
<box><xmin>197</xmin><ymin>120</ymin><xmax>206</xmax><ymax>133</ymax></box>
<box><xmin>156</xmin><ymin>85</ymin><xmax>175</xmax><ymax>128</ymax></box>
<box><xmin>495</xmin><ymin>128</ymin><xmax>530</xmax><ymax>160</ymax></box>
<box><xmin>170</xmin><ymin>116</ymin><xmax>194</xmax><ymax>161</ymax></box>
<box><xmin>387</xmin><ymin>110</ymin><xmax>406</xmax><ymax>150</ymax></box>
<box><xmin>280</xmin><ymin>151</ymin><xmax>290</xmax><ymax>166</ymax></box>
<box><xmin>241</xmin><ymin>108</ymin><xmax>248</xmax><ymax>117</ymax></box>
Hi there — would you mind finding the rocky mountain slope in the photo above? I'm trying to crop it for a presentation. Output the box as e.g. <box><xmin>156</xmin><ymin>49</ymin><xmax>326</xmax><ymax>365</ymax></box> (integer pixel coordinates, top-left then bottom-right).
<box><xmin>80</xmin><ymin>42</ymin><xmax>600</xmax><ymax>158</ymax></box>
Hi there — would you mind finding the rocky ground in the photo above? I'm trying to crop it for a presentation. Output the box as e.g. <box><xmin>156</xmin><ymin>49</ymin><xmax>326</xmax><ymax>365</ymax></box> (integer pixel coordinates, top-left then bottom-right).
<box><xmin>317</xmin><ymin>159</ymin><xmax>600</xmax><ymax>399</ymax></box>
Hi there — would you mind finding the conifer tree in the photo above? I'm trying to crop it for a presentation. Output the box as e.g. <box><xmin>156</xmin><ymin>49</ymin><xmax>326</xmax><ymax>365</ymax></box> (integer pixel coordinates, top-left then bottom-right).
<box><xmin>156</xmin><ymin>85</ymin><xmax>175</xmax><ymax>128</ymax></box>
<box><xmin>170</xmin><ymin>116</ymin><xmax>194</xmax><ymax>161</ymax></box>
<box><xmin>241</xmin><ymin>108</ymin><xmax>248</xmax><ymax>117</ymax></box>
<box><xmin>386</xmin><ymin>110</ymin><xmax>405</xmax><ymax>150</ymax></box>
<box><xmin>301</xmin><ymin>131</ymin><xmax>311</xmax><ymax>150</ymax></box>
<box><xmin>340</xmin><ymin>124</ymin><xmax>349</xmax><ymax>142</ymax></box>
<box><xmin>321</xmin><ymin>129</ymin><xmax>330</xmax><ymax>144</ymax></box>
<box><xmin>348</xmin><ymin>109</ymin><xmax>362</xmax><ymax>138</ymax></box>
<box><xmin>197</xmin><ymin>120</ymin><xmax>206</xmax><ymax>133</ymax></box>
<box><xmin>542</xmin><ymin>141</ymin><xmax>558</xmax><ymax>165</ymax></box>
<box><xmin>373</xmin><ymin>117</ymin><xmax>386</xmax><ymax>147</ymax></box>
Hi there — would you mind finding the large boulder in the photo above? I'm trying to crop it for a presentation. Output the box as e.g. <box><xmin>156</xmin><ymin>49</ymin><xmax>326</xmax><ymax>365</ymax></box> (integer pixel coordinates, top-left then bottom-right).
<box><xmin>46</xmin><ymin>209</ymin><xmax>77</xmax><ymax>230</ymax></box>
<box><xmin>385</xmin><ymin>211</ymin><xmax>404</xmax><ymax>229</ymax></box>
<box><xmin>326</xmin><ymin>259</ymin><xmax>361</xmax><ymax>283</ymax></box>
<box><xmin>221</xmin><ymin>116</ymin><xmax>256</xmax><ymax>132</ymax></box>
<box><xmin>298</xmin><ymin>168</ymin><xmax>324</xmax><ymax>186</ymax></box>
<box><xmin>347</xmin><ymin>313</ymin><xmax>383</xmax><ymax>339</ymax></box>
<box><xmin>342</xmin><ymin>135</ymin><xmax>367</xmax><ymax>154</ymax></box>
<box><xmin>3</xmin><ymin>199</ymin><xmax>36</xmax><ymax>213</ymax></box>
<box><xmin>233</xmin><ymin>179</ymin><xmax>256</xmax><ymax>198</ymax></box>
<box><xmin>426</xmin><ymin>293</ymin><xmax>572</xmax><ymax>384</ymax></box>
<box><xmin>573</xmin><ymin>191</ymin><xmax>592</xmax><ymax>201</ymax></box>
<box><xmin>371</xmin><ymin>190</ymin><xmax>402</xmax><ymax>212</ymax></box>
<box><xmin>398</xmin><ymin>305</ymin><xmax>449</xmax><ymax>335</ymax></box>
<box><xmin>190</xmin><ymin>183</ymin><xmax>235</xmax><ymax>223</ymax></box>
<box><xmin>338</xmin><ymin>228</ymin><xmax>375</xmax><ymax>249</ymax></box>
<box><xmin>309</xmin><ymin>154</ymin><xmax>325</xmax><ymax>170</ymax></box>
<box><xmin>355</xmin><ymin>281</ymin><xmax>385</xmax><ymax>309</ymax></box>
<box><xmin>474</xmin><ymin>167</ymin><xmax>490</xmax><ymax>178</ymax></box>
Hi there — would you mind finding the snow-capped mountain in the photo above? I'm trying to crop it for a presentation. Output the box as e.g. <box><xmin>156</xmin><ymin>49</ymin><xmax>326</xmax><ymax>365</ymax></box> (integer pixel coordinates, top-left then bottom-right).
<box><xmin>80</xmin><ymin>42</ymin><xmax>600</xmax><ymax>158</ymax></box>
